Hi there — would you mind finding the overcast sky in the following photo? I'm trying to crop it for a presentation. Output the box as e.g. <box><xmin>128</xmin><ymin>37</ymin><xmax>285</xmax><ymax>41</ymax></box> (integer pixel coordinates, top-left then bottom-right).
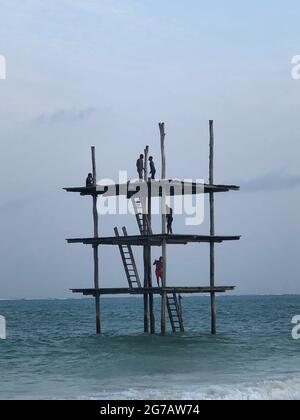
<box><xmin>0</xmin><ymin>0</ymin><xmax>299</xmax><ymax>299</ymax></box>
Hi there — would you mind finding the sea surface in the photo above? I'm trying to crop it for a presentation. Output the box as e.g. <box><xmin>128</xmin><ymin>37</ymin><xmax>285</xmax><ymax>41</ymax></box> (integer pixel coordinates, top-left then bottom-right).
<box><xmin>0</xmin><ymin>295</ymin><xmax>300</xmax><ymax>400</ymax></box>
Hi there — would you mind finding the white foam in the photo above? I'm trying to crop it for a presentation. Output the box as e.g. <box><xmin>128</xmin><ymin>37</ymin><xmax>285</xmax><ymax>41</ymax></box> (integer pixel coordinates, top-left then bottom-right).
<box><xmin>82</xmin><ymin>376</ymin><xmax>300</xmax><ymax>401</ymax></box>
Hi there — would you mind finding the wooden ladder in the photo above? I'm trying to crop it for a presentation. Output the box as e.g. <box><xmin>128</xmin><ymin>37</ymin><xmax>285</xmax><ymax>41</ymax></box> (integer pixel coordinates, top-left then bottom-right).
<box><xmin>114</xmin><ymin>226</ymin><xmax>141</xmax><ymax>289</ymax></box>
<box><xmin>167</xmin><ymin>293</ymin><xmax>184</xmax><ymax>333</ymax></box>
<box><xmin>131</xmin><ymin>197</ymin><xmax>153</xmax><ymax>235</ymax></box>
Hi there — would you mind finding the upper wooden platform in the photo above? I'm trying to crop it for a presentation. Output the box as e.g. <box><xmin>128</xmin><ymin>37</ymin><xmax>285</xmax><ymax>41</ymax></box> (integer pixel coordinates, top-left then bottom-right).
<box><xmin>64</xmin><ymin>179</ymin><xmax>239</xmax><ymax>198</ymax></box>
<box><xmin>67</xmin><ymin>234</ymin><xmax>241</xmax><ymax>246</ymax></box>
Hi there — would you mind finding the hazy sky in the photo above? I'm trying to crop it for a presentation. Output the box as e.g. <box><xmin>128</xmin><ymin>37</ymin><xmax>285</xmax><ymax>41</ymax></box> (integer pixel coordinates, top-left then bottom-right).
<box><xmin>0</xmin><ymin>0</ymin><xmax>299</xmax><ymax>299</ymax></box>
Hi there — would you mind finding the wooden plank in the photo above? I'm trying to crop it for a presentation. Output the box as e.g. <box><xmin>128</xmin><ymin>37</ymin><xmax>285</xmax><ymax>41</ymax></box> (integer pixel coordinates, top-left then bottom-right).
<box><xmin>63</xmin><ymin>182</ymin><xmax>240</xmax><ymax>196</ymax></box>
<box><xmin>67</xmin><ymin>234</ymin><xmax>241</xmax><ymax>246</ymax></box>
<box><xmin>71</xmin><ymin>286</ymin><xmax>235</xmax><ymax>295</ymax></box>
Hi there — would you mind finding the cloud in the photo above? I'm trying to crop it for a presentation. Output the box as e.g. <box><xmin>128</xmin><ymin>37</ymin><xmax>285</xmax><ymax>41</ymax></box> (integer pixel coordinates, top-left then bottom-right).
<box><xmin>241</xmin><ymin>170</ymin><xmax>300</xmax><ymax>193</ymax></box>
<box><xmin>35</xmin><ymin>107</ymin><xmax>97</xmax><ymax>124</ymax></box>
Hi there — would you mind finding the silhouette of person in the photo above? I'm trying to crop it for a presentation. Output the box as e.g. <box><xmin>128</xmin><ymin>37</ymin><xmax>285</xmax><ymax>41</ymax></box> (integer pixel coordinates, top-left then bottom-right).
<box><xmin>86</xmin><ymin>173</ymin><xmax>94</xmax><ymax>187</ymax></box>
<box><xmin>136</xmin><ymin>154</ymin><xmax>144</xmax><ymax>180</ymax></box>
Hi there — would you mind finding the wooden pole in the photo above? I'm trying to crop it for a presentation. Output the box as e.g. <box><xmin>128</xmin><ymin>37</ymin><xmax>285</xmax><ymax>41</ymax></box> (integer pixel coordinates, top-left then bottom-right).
<box><xmin>91</xmin><ymin>146</ymin><xmax>101</xmax><ymax>334</ymax></box>
<box><xmin>143</xmin><ymin>146</ymin><xmax>149</xmax><ymax>333</ymax></box>
<box><xmin>209</xmin><ymin>121</ymin><xmax>216</xmax><ymax>335</ymax></box>
<box><xmin>148</xmin><ymin>181</ymin><xmax>155</xmax><ymax>334</ymax></box>
<box><xmin>159</xmin><ymin>122</ymin><xmax>167</xmax><ymax>335</ymax></box>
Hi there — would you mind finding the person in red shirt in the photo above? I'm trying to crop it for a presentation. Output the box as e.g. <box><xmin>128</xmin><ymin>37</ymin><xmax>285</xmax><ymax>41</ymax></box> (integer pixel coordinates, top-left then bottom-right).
<box><xmin>153</xmin><ymin>257</ymin><xmax>163</xmax><ymax>287</ymax></box>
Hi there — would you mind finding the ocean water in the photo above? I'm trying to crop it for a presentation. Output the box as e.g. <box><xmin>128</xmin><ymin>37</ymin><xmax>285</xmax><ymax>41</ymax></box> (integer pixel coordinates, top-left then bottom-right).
<box><xmin>0</xmin><ymin>295</ymin><xmax>300</xmax><ymax>400</ymax></box>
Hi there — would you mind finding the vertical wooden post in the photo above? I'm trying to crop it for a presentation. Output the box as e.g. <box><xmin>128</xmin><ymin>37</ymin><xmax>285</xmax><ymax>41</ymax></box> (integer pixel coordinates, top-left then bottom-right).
<box><xmin>148</xmin><ymin>181</ymin><xmax>155</xmax><ymax>334</ymax></box>
<box><xmin>159</xmin><ymin>122</ymin><xmax>167</xmax><ymax>336</ymax></box>
<box><xmin>91</xmin><ymin>146</ymin><xmax>101</xmax><ymax>335</ymax></box>
<box><xmin>209</xmin><ymin>121</ymin><xmax>216</xmax><ymax>335</ymax></box>
<box><xmin>143</xmin><ymin>146</ymin><xmax>149</xmax><ymax>333</ymax></box>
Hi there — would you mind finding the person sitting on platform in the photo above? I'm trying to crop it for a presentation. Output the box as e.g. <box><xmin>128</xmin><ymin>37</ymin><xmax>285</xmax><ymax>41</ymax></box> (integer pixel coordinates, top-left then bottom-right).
<box><xmin>148</xmin><ymin>156</ymin><xmax>156</xmax><ymax>180</ymax></box>
<box><xmin>86</xmin><ymin>173</ymin><xmax>94</xmax><ymax>187</ymax></box>
<box><xmin>153</xmin><ymin>257</ymin><xmax>163</xmax><ymax>287</ymax></box>
<box><xmin>166</xmin><ymin>205</ymin><xmax>174</xmax><ymax>235</ymax></box>
<box><xmin>136</xmin><ymin>154</ymin><xmax>145</xmax><ymax>180</ymax></box>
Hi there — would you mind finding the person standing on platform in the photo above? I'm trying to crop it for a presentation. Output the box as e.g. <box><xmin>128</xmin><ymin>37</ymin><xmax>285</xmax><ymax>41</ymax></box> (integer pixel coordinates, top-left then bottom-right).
<box><xmin>136</xmin><ymin>154</ymin><xmax>145</xmax><ymax>180</ymax></box>
<box><xmin>166</xmin><ymin>205</ymin><xmax>174</xmax><ymax>235</ymax></box>
<box><xmin>148</xmin><ymin>156</ymin><xmax>156</xmax><ymax>180</ymax></box>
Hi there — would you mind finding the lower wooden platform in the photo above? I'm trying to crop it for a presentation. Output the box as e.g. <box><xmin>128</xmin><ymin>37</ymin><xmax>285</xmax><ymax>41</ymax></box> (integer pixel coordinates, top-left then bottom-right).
<box><xmin>71</xmin><ymin>286</ymin><xmax>235</xmax><ymax>296</ymax></box>
<box><xmin>67</xmin><ymin>234</ymin><xmax>241</xmax><ymax>246</ymax></box>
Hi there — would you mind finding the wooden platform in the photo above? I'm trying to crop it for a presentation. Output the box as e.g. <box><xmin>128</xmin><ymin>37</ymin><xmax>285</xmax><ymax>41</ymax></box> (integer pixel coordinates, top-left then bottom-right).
<box><xmin>71</xmin><ymin>286</ymin><xmax>235</xmax><ymax>296</ymax></box>
<box><xmin>64</xmin><ymin>180</ymin><xmax>240</xmax><ymax>197</ymax></box>
<box><xmin>67</xmin><ymin>233</ymin><xmax>241</xmax><ymax>246</ymax></box>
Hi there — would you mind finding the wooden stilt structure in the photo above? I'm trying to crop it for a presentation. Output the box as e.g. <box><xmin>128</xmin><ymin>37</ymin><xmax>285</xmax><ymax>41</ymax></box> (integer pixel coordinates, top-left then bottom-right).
<box><xmin>209</xmin><ymin>121</ymin><xmax>217</xmax><ymax>334</ymax></box>
<box><xmin>143</xmin><ymin>145</ymin><xmax>149</xmax><ymax>333</ymax></box>
<box><xmin>147</xmin><ymin>173</ymin><xmax>155</xmax><ymax>334</ymax></box>
<box><xmin>91</xmin><ymin>146</ymin><xmax>101</xmax><ymax>334</ymax></box>
<box><xmin>159</xmin><ymin>122</ymin><xmax>167</xmax><ymax>336</ymax></box>
<box><xmin>64</xmin><ymin>121</ymin><xmax>240</xmax><ymax>335</ymax></box>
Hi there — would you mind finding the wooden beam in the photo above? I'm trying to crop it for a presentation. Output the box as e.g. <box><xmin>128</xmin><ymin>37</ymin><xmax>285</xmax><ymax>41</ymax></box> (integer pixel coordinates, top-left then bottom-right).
<box><xmin>67</xmin><ymin>234</ymin><xmax>241</xmax><ymax>246</ymax></box>
<box><xmin>64</xmin><ymin>182</ymin><xmax>240</xmax><ymax>196</ymax></box>
<box><xmin>209</xmin><ymin>121</ymin><xmax>216</xmax><ymax>335</ymax></box>
<box><xmin>159</xmin><ymin>122</ymin><xmax>167</xmax><ymax>335</ymax></box>
<box><xmin>91</xmin><ymin>146</ymin><xmax>101</xmax><ymax>334</ymax></box>
<box><xmin>71</xmin><ymin>286</ymin><xmax>236</xmax><ymax>296</ymax></box>
<box><xmin>148</xmin><ymin>179</ymin><xmax>155</xmax><ymax>334</ymax></box>
<box><xmin>143</xmin><ymin>146</ymin><xmax>149</xmax><ymax>333</ymax></box>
